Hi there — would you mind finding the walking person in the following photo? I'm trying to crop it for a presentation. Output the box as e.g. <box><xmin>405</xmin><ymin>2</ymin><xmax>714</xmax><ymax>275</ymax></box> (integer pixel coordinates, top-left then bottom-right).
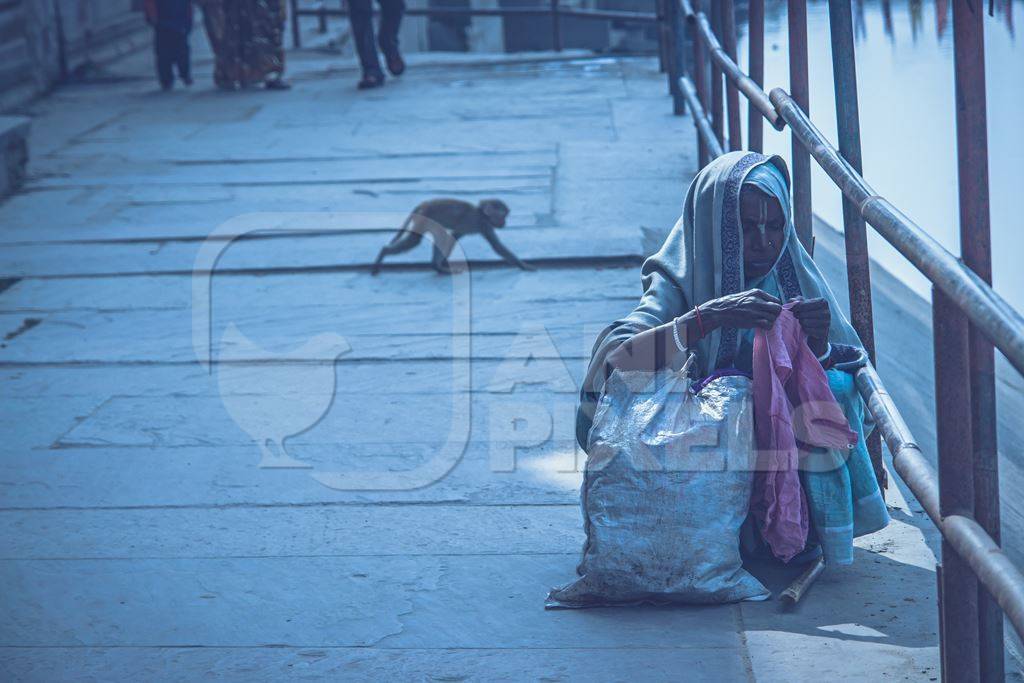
<box><xmin>196</xmin><ymin>0</ymin><xmax>291</xmax><ymax>90</ymax></box>
<box><xmin>144</xmin><ymin>0</ymin><xmax>193</xmax><ymax>90</ymax></box>
<box><xmin>348</xmin><ymin>0</ymin><xmax>406</xmax><ymax>89</ymax></box>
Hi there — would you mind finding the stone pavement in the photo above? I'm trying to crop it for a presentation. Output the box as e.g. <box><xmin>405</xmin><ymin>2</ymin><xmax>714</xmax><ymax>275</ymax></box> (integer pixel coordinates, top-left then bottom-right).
<box><xmin>0</xmin><ymin>31</ymin><xmax>949</xmax><ymax>681</ymax></box>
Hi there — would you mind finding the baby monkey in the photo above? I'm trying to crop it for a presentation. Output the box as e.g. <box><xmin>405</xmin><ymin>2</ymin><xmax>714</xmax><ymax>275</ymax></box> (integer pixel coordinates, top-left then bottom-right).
<box><xmin>371</xmin><ymin>198</ymin><xmax>535</xmax><ymax>275</ymax></box>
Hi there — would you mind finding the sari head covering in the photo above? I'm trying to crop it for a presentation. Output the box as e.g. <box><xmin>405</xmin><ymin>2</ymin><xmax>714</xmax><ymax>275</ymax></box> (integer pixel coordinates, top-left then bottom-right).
<box><xmin>577</xmin><ymin>151</ymin><xmax>867</xmax><ymax>449</ymax></box>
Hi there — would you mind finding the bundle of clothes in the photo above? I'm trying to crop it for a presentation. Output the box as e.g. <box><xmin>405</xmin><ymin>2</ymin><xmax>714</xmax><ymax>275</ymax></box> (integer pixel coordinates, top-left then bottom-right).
<box><xmin>749</xmin><ymin>300</ymin><xmax>888</xmax><ymax>566</ymax></box>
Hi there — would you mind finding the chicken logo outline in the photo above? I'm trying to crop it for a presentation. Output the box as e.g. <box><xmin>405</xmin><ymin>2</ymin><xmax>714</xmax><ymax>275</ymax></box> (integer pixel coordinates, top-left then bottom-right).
<box><xmin>192</xmin><ymin>212</ymin><xmax>472</xmax><ymax>489</ymax></box>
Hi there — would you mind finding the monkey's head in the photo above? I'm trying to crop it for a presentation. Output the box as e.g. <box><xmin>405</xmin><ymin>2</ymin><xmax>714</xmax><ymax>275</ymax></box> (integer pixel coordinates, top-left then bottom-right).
<box><xmin>479</xmin><ymin>199</ymin><xmax>510</xmax><ymax>228</ymax></box>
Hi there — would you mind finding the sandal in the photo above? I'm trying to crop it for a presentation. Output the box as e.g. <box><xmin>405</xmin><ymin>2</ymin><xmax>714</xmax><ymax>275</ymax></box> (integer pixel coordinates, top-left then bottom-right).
<box><xmin>383</xmin><ymin>50</ymin><xmax>405</xmax><ymax>77</ymax></box>
<box><xmin>357</xmin><ymin>71</ymin><xmax>385</xmax><ymax>90</ymax></box>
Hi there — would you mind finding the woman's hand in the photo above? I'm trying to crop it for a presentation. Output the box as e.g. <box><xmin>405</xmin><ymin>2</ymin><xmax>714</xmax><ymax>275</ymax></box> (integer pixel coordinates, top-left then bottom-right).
<box><xmin>606</xmin><ymin>289</ymin><xmax>786</xmax><ymax>372</ymax></box>
<box><xmin>700</xmin><ymin>289</ymin><xmax>783</xmax><ymax>330</ymax></box>
<box><xmin>789</xmin><ymin>297</ymin><xmax>830</xmax><ymax>357</ymax></box>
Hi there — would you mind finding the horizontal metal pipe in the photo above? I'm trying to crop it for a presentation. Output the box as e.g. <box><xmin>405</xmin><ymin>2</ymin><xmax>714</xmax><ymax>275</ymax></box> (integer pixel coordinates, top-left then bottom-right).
<box><xmin>944</xmin><ymin>514</ymin><xmax>1024</xmax><ymax>650</ymax></box>
<box><xmin>679</xmin><ymin>76</ymin><xmax>725</xmax><ymax>159</ymax></box>
<box><xmin>297</xmin><ymin>6</ymin><xmax>658</xmax><ymax>22</ymax></box>
<box><xmin>551</xmin><ymin>7</ymin><xmax>659</xmax><ymax>21</ymax></box>
<box><xmin>771</xmin><ymin>87</ymin><xmax>1024</xmax><ymax>377</ymax></box>
<box><xmin>677</xmin><ymin>5</ymin><xmax>782</xmax><ymax>130</ymax></box>
<box><xmin>856</xmin><ymin>364</ymin><xmax>1024</xmax><ymax>640</ymax></box>
<box><xmin>855</xmin><ymin>365</ymin><xmax>939</xmax><ymax>522</ymax></box>
<box><xmin>298</xmin><ymin>6</ymin><xmax>552</xmax><ymax>16</ymax></box>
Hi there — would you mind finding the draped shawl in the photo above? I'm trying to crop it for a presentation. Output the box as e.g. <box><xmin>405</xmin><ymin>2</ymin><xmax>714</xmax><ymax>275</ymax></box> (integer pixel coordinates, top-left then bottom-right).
<box><xmin>577</xmin><ymin>152</ymin><xmax>867</xmax><ymax>449</ymax></box>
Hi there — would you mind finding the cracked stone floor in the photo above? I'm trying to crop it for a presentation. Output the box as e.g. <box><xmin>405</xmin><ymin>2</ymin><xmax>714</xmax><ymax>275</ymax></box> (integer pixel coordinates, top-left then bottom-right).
<box><xmin>2</xmin><ymin>20</ymin><xmax>1005</xmax><ymax>682</ymax></box>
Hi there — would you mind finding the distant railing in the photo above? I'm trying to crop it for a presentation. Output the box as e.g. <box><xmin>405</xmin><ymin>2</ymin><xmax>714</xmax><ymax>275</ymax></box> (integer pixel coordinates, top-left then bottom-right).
<box><xmin>664</xmin><ymin>1</ymin><xmax>1020</xmax><ymax>680</ymax></box>
<box><xmin>287</xmin><ymin>0</ymin><xmax>658</xmax><ymax>51</ymax></box>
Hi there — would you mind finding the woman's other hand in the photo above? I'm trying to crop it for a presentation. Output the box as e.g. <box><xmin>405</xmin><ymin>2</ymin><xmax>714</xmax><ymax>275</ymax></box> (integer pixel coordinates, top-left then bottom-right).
<box><xmin>702</xmin><ymin>289</ymin><xmax>782</xmax><ymax>330</ymax></box>
<box><xmin>790</xmin><ymin>297</ymin><xmax>830</xmax><ymax>356</ymax></box>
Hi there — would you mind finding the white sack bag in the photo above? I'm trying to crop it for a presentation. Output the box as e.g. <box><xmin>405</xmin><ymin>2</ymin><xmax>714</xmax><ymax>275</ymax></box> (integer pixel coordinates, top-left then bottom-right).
<box><xmin>547</xmin><ymin>359</ymin><xmax>769</xmax><ymax>607</ymax></box>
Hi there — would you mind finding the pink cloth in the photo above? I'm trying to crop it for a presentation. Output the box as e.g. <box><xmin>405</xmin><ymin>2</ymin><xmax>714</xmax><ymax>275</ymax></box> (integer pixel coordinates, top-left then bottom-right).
<box><xmin>750</xmin><ymin>303</ymin><xmax>858</xmax><ymax>561</ymax></box>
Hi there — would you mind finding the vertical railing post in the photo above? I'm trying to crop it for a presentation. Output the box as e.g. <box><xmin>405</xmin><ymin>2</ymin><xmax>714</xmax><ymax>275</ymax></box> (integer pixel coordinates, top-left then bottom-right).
<box><xmin>551</xmin><ymin>0</ymin><xmax>563</xmax><ymax>52</ymax></box>
<box><xmin>827</xmin><ymin>0</ymin><xmax>885</xmax><ymax>489</ymax></box>
<box><xmin>665</xmin><ymin>0</ymin><xmax>684</xmax><ymax>114</ymax></box>
<box><xmin>787</xmin><ymin>0</ymin><xmax>813</xmax><ymax>253</ymax></box>
<box><xmin>290</xmin><ymin>0</ymin><xmax>302</xmax><ymax>48</ymax></box>
<box><xmin>656</xmin><ymin>0</ymin><xmax>668</xmax><ymax>73</ymax></box>
<box><xmin>674</xmin><ymin>0</ymin><xmax>686</xmax><ymax>99</ymax></box>
<box><xmin>747</xmin><ymin>0</ymin><xmax>765</xmax><ymax>153</ymax></box>
<box><xmin>952</xmin><ymin>0</ymin><xmax>1002</xmax><ymax>679</ymax></box>
<box><xmin>720</xmin><ymin>0</ymin><xmax>741</xmax><ymax>150</ymax></box>
<box><xmin>318</xmin><ymin>2</ymin><xmax>328</xmax><ymax>33</ymax></box>
<box><xmin>709</xmin><ymin>0</ymin><xmax>724</xmax><ymax>150</ymax></box>
<box><xmin>933</xmin><ymin>286</ymin><xmax>981</xmax><ymax>682</ymax></box>
<box><xmin>691</xmin><ymin>2</ymin><xmax>709</xmax><ymax>166</ymax></box>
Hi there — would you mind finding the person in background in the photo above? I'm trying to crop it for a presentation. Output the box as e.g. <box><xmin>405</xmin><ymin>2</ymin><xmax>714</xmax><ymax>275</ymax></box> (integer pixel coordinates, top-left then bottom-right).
<box><xmin>196</xmin><ymin>0</ymin><xmax>291</xmax><ymax>90</ymax></box>
<box><xmin>144</xmin><ymin>0</ymin><xmax>193</xmax><ymax>91</ymax></box>
<box><xmin>348</xmin><ymin>0</ymin><xmax>406</xmax><ymax>89</ymax></box>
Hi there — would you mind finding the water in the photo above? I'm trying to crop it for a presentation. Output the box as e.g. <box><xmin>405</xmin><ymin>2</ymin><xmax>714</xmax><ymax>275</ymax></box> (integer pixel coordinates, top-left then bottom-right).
<box><xmin>732</xmin><ymin>0</ymin><xmax>1023</xmax><ymax>307</ymax></box>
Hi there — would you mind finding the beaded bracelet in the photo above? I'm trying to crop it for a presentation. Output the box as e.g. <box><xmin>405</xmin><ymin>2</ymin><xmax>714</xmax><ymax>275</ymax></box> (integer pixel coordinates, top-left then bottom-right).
<box><xmin>671</xmin><ymin>317</ymin><xmax>687</xmax><ymax>353</ymax></box>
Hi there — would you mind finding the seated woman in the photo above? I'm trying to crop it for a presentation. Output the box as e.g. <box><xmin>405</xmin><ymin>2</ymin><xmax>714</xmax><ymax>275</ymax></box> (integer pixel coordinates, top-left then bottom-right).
<box><xmin>577</xmin><ymin>151</ymin><xmax>888</xmax><ymax>566</ymax></box>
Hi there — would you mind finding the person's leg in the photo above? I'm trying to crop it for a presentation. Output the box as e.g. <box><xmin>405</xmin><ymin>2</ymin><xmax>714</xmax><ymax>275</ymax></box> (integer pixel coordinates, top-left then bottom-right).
<box><xmin>348</xmin><ymin>0</ymin><xmax>384</xmax><ymax>87</ymax></box>
<box><xmin>197</xmin><ymin>0</ymin><xmax>235</xmax><ymax>88</ymax></box>
<box><xmin>155</xmin><ymin>28</ymin><xmax>175</xmax><ymax>90</ymax></box>
<box><xmin>176</xmin><ymin>31</ymin><xmax>193</xmax><ymax>85</ymax></box>
<box><xmin>377</xmin><ymin>0</ymin><xmax>406</xmax><ymax>76</ymax></box>
<box><xmin>258</xmin><ymin>0</ymin><xmax>289</xmax><ymax>89</ymax></box>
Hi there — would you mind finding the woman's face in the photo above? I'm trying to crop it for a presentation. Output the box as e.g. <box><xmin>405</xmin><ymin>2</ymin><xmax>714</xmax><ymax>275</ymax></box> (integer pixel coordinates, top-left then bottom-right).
<box><xmin>739</xmin><ymin>185</ymin><xmax>786</xmax><ymax>279</ymax></box>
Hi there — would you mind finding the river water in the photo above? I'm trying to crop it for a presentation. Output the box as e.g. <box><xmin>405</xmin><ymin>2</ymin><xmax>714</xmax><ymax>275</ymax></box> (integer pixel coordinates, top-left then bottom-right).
<box><xmin>733</xmin><ymin>0</ymin><xmax>1022</xmax><ymax>308</ymax></box>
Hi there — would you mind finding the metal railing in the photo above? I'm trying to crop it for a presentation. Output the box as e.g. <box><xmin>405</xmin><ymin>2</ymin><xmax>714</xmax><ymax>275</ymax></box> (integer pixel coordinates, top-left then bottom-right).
<box><xmin>664</xmin><ymin>1</ymin><xmax>1020</xmax><ymax>680</ymax></box>
<box><xmin>287</xmin><ymin>0</ymin><xmax>658</xmax><ymax>51</ymax></box>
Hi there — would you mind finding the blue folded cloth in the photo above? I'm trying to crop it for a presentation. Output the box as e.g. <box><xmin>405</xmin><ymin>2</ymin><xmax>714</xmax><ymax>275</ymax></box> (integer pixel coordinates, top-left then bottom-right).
<box><xmin>799</xmin><ymin>369</ymin><xmax>890</xmax><ymax>565</ymax></box>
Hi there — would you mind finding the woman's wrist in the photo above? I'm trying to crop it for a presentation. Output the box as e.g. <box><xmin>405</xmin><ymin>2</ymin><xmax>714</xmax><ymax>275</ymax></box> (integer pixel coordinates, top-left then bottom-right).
<box><xmin>676</xmin><ymin>305</ymin><xmax>717</xmax><ymax>342</ymax></box>
<box><xmin>692</xmin><ymin>304</ymin><xmax>719</xmax><ymax>337</ymax></box>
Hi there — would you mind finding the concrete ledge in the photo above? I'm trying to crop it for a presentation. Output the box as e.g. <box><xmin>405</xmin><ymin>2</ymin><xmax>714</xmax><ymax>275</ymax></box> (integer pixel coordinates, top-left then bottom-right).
<box><xmin>0</xmin><ymin>116</ymin><xmax>30</xmax><ymax>201</ymax></box>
